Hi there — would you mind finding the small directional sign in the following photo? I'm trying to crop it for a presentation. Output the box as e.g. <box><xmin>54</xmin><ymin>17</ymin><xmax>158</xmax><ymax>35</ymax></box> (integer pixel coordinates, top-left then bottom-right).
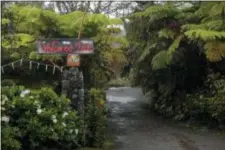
<box><xmin>67</xmin><ymin>54</ymin><xmax>80</xmax><ymax>67</ymax></box>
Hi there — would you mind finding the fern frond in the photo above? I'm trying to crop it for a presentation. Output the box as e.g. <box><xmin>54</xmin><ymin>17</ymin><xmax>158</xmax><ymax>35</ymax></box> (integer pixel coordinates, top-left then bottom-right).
<box><xmin>184</xmin><ymin>29</ymin><xmax>225</xmax><ymax>41</ymax></box>
<box><xmin>140</xmin><ymin>4</ymin><xmax>181</xmax><ymax>24</ymax></box>
<box><xmin>15</xmin><ymin>33</ymin><xmax>35</xmax><ymax>46</ymax></box>
<box><xmin>181</xmin><ymin>24</ymin><xmax>207</xmax><ymax>31</ymax></box>
<box><xmin>151</xmin><ymin>51</ymin><xmax>171</xmax><ymax>70</ymax></box>
<box><xmin>1</xmin><ymin>18</ymin><xmax>10</xmax><ymax>25</ymax></box>
<box><xmin>158</xmin><ymin>28</ymin><xmax>176</xmax><ymax>39</ymax></box>
<box><xmin>195</xmin><ymin>2</ymin><xmax>218</xmax><ymax>17</ymax></box>
<box><xmin>168</xmin><ymin>35</ymin><xmax>183</xmax><ymax>54</ymax></box>
<box><xmin>138</xmin><ymin>43</ymin><xmax>157</xmax><ymax>62</ymax></box>
<box><xmin>204</xmin><ymin>41</ymin><xmax>225</xmax><ymax>62</ymax></box>
<box><xmin>209</xmin><ymin>2</ymin><xmax>225</xmax><ymax>17</ymax></box>
<box><xmin>205</xmin><ymin>20</ymin><xmax>224</xmax><ymax>31</ymax></box>
<box><xmin>182</xmin><ymin>20</ymin><xmax>224</xmax><ymax>31</ymax></box>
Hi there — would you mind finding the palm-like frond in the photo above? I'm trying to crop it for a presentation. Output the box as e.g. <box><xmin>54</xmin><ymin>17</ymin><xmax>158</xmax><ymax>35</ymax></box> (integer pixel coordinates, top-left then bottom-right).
<box><xmin>168</xmin><ymin>35</ymin><xmax>183</xmax><ymax>54</ymax></box>
<box><xmin>185</xmin><ymin>29</ymin><xmax>225</xmax><ymax>41</ymax></box>
<box><xmin>158</xmin><ymin>28</ymin><xmax>176</xmax><ymax>39</ymax></box>
<box><xmin>151</xmin><ymin>51</ymin><xmax>171</xmax><ymax>70</ymax></box>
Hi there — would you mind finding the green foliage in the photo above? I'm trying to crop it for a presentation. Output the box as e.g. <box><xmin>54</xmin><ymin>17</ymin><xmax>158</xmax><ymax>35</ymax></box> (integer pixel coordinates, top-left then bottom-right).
<box><xmin>85</xmin><ymin>88</ymin><xmax>107</xmax><ymax>148</ymax></box>
<box><xmin>185</xmin><ymin>73</ymin><xmax>225</xmax><ymax>126</ymax></box>
<box><xmin>151</xmin><ymin>51</ymin><xmax>171</xmax><ymax>70</ymax></box>
<box><xmin>184</xmin><ymin>29</ymin><xmax>225</xmax><ymax>41</ymax></box>
<box><xmin>2</xmin><ymin>3</ymin><xmax>127</xmax><ymax>88</ymax></box>
<box><xmin>1</xmin><ymin>86</ymin><xmax>82</xmax><ymax>149</ymax></box>
<box><xmin>1</xmin><ymin>126</ymin><xmax>22</xmax><ymax>150</ymax></box>
<box><xmin>1</xmin><ymin>79</ymin><xmax>16</xmax><ymax>87</ymax></box>
<box><xmin>158</xmin><ymin>28</ymin><xmax>176</xmax><ymax>39</ymax></box>
<box><xmin>127</xmin><ymin>2</ymin><xmax>225</xmax><ymax>128</ymax></box>
<box><xmin>138</xmin><ymin>4</ymin><xmax>181</xmax><ymax>24</ymax></box>
<box><xmin>168</xmin><ymin>35</ymin><xmax>183</xmax><ymax>54</ymax></box>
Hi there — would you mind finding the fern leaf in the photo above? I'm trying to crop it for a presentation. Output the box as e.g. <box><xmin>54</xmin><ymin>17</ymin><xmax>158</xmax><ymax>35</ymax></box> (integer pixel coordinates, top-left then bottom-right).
<box><xmin>151</xmin><ymin>51</ymin><xmax>171</xmax><ymax>70</ymax></box>
<box><xmin>135</xmin><ymin>4</ymin><xmax>181</xmax><ymax>24</ymax></box>
<box><xmin>168</xmin><ymin>35</ymin><xmax>183</xmax><ymax>54</ymax></box>
<box><xmin>158</xmin><ymin>28</ymin><xmax>176</xmax><ymax>39</ymax></box>
<box><xmin>181</xmin><ymin>24</ymin><xmax>207</xmax><ymax>31</ymax></box>
<box><xmin>185</xmin><ymin>29</ymin><xmax>225</xmax><ymax>41</ymax></box>
<box><xmin>138</xmin><ymin>43</ymin><xmax>157</xmax><ymax>62</ymax></box>
<box><xmin>15</xmin><ymin>33</ymin><xmax>35</xmax><ymax>46</ymax></box>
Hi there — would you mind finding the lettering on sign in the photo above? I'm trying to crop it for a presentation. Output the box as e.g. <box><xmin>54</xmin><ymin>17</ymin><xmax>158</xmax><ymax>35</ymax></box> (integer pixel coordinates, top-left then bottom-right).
<box><xmin>37</xmin><ymin>39</ymin><xmax>94</xmax><ymax>54</ymax></box>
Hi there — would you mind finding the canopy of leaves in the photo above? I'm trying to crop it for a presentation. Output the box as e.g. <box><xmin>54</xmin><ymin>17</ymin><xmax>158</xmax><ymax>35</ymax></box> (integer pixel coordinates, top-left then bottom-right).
<box><xmin>126</xmin><ymin>2</ymin><xmax>225</xmax><ymax>126</ymax></box>
<box><xmin>2</xmin><ymin>3</ymin><xmax>128</xmax><ymax>87</ymax></box>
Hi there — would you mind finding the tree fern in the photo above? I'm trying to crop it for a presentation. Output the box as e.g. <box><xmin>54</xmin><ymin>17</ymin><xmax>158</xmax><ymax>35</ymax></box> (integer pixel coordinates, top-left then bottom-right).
<box><xmin>151</xmin><ymin>50</ymin><xmax>171</xmax><ymax>70</ymax></box>
<box><xmin>158</xmin><ymin>28</ymin><xmax>176</xmax><ymax>39</ymax></box>
<box><xmin>138</xmin><ymin>43</ymin><xmax>157</xmax><ymax>63</ymax></box>
<box><xmin>168</xmin><ymin>35</ymin><xmax>183</xmax><ymax>54</ymax></box>
<box><xmin>185</xmin><ymin>29</ymin><xmax>225</xmax><ymax>41</ymax></box>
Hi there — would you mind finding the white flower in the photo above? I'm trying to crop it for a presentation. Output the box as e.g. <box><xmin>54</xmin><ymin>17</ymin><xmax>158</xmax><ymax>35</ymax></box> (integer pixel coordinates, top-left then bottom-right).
<box><xmin>1</xmin><ymin>100</ymin><xmax>5</xmax><ymax>105</ymax></box>
<box><xmin>36</xmin><ymin>108</ymin><xmax>42</xmax><ymax>114</ymax></box>
<box><xmin>1</xmin><ymin>107</ymin><xmax>5</xmax><ymax>111</ymax></box>
<box><xmin>69</xmin><ymin>129</ymin><xmax>73</xmax><ymax>133</ymax></box>
<box><xmin>62</xmin><ymin>112</ymin><xmax>68</xmax><ymax>118</ymax></box>
<box><xmin>62</xmin><ymin>122</ymin><xmax>66</xmax><ymax>127</ymax></box>
<box><xmin>20</xmin><ymin>94</ymin><xmax>25</xmax><ymax>98</ymax></box>
<box><xmin>2</xmin><ymin>95</ymin><xmax>8</xmax><ymax>105</ymax></box>
<box><xmin>2</xmin><ymin>116</ymin><xmax>10</xmax><ymax>123</ymax></box>
<box><xmin>29</xmin><ymin>96</ymin><xmax>34</xmax><ymax>99</ymax></box>
<box><xmin>53</xmin><ymin>118</ymin><xmax>57</xmax><ymax>123</ymax></box>
<box><xmin>75</xmin><ymin>129</ymin><xmax>79</xmax><ymax>135</ymax></box>
<box><xmin>4</xmin><ymin>95</ymin><xmax>8</xmax><ymax>101</ymax></box>
<box><xmin>20</xmin><ymin>89</ymin><xmax>30</xmax><ymax>98</ymax></box>
<box><xmin>51</xmin><ymin>115</ymin><xmax>56</xmax><ymax>119</ymax></box>
<box><xmin>23</xmin><ymin>89</ymin><xmax>30</xmax><ymax>94</ymax></box>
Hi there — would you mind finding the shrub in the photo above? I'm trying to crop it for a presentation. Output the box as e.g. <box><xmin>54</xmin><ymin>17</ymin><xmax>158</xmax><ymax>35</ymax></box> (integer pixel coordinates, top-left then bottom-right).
<box><xmin>1</xmin><ymin>79</ymin><xmax>16</xmax><ymax>87</ymax></box>
<box><xmin>84</xmin><ymin>88</ymin><xmax>107</xmax><ymax>148</ymax></box>
<box><xmin>1</xmin><ymin>86</ymin><xmax>82</xmax><ymax>150</ymax></box>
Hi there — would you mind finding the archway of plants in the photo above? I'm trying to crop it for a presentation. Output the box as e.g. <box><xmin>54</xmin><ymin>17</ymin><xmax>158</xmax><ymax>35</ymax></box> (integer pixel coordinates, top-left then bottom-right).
<box><xmin>126</xmin><ymin>1</ymin><xmax>225</xmax><ymax>128</ymax></box>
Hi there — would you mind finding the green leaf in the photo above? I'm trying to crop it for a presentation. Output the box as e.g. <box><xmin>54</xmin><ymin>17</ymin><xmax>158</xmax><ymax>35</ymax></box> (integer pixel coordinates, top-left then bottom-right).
<box><xmin>168</xmin><ymin>35</ymin><xmax>183</xmax><ymax>54</ymax></box>
<box><xmin>184</xmin><ymin>29</ymin><xmax>225</xmax><ymax>41</ymax></box>
<box><xmin>151</xmin><ymin>51</ymin><xmax>171</xmax><ymax>70</ymax></box>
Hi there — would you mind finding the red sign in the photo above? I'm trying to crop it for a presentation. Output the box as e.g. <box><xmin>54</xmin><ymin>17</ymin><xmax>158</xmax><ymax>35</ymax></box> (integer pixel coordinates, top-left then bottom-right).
<box><xmin>37</xmin><ymin>39</ymin><xmax>94</xmax><ymax>54</ymax></box>
<box><xmin>67</xmin><ymin>54</ymin><xmax>80</xmax><ymax>67</ymax></box>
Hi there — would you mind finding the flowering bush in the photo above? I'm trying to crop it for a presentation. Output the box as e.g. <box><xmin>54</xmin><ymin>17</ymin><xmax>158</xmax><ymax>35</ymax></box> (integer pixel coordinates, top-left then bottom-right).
<box><xmin>1</xmin><ymin>86</ymin><xmax>82</xmax><ymax>150</ymax></box>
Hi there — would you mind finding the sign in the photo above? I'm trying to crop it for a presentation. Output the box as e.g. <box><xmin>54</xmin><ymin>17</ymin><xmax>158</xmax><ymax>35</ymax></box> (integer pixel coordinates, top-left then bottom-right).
<box><xmin>37</xmin><ymin>38</ymin><xmax>94</xmax><ymax>54</ymax></box>
<box><xmin>67</xmin><ymin>54</ymin><xmax>80</xmax><ymax>67</ymax></box>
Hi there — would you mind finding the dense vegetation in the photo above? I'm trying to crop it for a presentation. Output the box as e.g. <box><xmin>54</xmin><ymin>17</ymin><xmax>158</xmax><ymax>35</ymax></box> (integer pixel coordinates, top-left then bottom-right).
<box><xmin>127</xmin><ymin>2</ymin><xmax>225</xmax><ymax>128</ymax></box>
<box><xmin>2</xmin><ymin>3</ymin><xmax>128</xmax><ymax>88</ymax></box>
<box><xmin>1</xmin><ymin>86</ymin><xmax>107</xmax><ymax>149</ymax></box>
<box><xmin>2</xmin><ymin>1</ymin><xmax>225</xmax><ymax>150</ymax></box>
<box><xmin>1</xmin><ymin>2</ymin><xmax>127</xmax><ymax>150</ymax></box>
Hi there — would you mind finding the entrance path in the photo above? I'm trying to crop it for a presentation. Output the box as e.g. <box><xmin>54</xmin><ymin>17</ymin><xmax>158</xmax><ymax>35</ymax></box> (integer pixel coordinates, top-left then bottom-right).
<box><xmin>106</xmin><ymin>87</ymin><xmax>225</xmax><ymax>150</ymax></box>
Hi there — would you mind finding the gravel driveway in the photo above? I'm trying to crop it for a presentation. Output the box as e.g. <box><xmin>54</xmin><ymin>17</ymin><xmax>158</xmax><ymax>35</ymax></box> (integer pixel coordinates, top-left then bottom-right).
<box><xmin>106</xmin><ymin>87</ymin><xmax>225</xmax><ymax>150</ymax></box>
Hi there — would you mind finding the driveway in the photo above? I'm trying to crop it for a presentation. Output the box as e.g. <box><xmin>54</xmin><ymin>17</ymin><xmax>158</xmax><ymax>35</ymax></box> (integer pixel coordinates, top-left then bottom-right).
<box><xmin>106</xmin><ymin>87</ymin><xmax>225</xmax><ymax>150</ymax></box>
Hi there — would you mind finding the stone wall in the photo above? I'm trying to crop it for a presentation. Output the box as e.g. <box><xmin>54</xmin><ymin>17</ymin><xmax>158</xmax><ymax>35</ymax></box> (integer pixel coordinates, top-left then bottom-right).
<box><xmin>61</xmin><ymin>67</ymin><xmax>84</xmax><ymax>113</ymax></box>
